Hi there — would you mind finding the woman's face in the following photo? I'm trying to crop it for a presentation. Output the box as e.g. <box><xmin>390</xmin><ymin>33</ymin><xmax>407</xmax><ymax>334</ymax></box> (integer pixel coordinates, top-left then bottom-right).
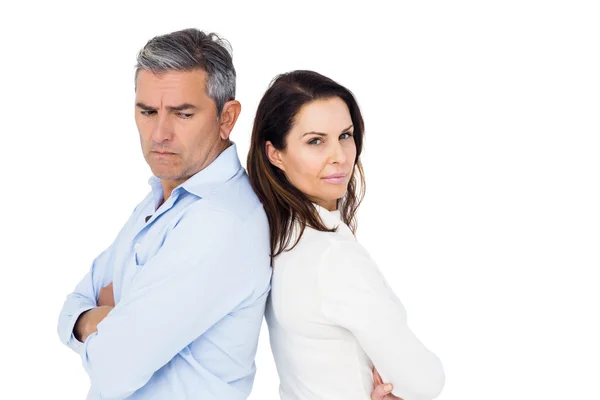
<box><xmin>267</xmin><ymin>97</ymin><xmax>357</xmax><ymax>211</ymax></box>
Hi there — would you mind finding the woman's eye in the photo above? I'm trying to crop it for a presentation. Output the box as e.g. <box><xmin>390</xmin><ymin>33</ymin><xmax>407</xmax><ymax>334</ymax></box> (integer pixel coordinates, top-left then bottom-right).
<box><xmin>340</xmin><ymin>132</ymin><xmax>353</xmax><ymax>140</ymax></box>
<box><xmin>308</xmin><ymin>138</ymin><xmax>322</xmax><ymax>145</ymax></box>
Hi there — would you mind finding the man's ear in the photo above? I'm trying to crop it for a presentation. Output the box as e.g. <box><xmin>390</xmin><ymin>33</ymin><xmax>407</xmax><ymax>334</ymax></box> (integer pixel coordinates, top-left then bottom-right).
<box><xmin>218</xmin><ymin>100</ymin><xmax>242</xmax><ymax>140</ymax></box>
<box><xmin>266</xmin><ymin>141</ymin><xmax>285</xmax><ymax>172</ymax></box>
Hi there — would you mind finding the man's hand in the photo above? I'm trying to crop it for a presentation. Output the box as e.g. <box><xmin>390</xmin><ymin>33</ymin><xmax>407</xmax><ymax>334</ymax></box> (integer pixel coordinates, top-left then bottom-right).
<box><xmin>371</xmin><ymin>367</ymin><xmax>403</xmax><ymax>400</ymax></box>
<box><xmin>74</xmin><ymin>306</ymin><xmax>113</xmax><ymax>343</ymax></box>
<box><xmin>98</xmin><ymin>283</ymin><xmax>115</xmax><ymax>307</ymax></box>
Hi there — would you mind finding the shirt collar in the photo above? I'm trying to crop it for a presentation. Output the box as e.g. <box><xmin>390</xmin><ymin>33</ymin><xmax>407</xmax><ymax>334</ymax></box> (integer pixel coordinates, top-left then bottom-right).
<box><xmin>313</xmin><ymin>203</ymin><xmax>357</xmax><ymax>239</ymax></box>
<box><xmin>148</xmin><ymin>142</ymin><xmax>242</xmax><ymax>199</ymax></box>
<box><xmin>313</xmin><ymin>203</ymin><xmax>342</xmax><ymax>227</ymax></box>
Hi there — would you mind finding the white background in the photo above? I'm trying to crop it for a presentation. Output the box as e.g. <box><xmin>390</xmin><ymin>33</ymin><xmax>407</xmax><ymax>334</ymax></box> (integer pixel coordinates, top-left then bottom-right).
<box><xmin>1</xmin><ymin>0</ymin><xmax>599</xmax><ymax>399</ymax></box>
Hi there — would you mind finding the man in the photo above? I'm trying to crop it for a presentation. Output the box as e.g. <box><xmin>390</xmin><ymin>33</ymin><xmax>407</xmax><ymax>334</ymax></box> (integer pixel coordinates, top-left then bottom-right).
<box><xmin>57</xmin><ymin>28</ymin><xmax>271</xmax><ymax>399</ymax></box>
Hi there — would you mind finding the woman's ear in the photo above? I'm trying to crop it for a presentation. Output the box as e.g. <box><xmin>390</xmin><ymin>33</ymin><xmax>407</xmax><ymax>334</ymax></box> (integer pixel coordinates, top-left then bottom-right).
<box><xmin>266</xmin><ymin>141</ymin><xmax>285</xmax><ymax>172</ymax></box>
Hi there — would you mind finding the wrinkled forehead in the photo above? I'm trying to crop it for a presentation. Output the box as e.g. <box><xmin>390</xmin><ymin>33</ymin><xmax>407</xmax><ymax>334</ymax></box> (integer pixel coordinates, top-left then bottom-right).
<box><xmin>135</xmin><ymin>69</ymin><xmax>210</xmax><ymax>106</ymax></box>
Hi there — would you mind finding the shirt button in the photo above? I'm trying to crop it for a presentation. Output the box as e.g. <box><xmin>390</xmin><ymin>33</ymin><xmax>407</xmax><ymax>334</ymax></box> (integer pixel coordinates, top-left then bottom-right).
<box><xmin>134</xmin><ymin>243</ymin><xmax>141</xmax><ymax>250</ymax></box>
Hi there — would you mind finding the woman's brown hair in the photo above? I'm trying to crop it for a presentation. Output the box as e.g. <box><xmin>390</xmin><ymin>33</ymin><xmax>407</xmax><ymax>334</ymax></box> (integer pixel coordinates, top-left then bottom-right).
<box><xmin>247</xmin><ymin>70</ymin><xmax>365</xmax><ymax>262</ymax></box>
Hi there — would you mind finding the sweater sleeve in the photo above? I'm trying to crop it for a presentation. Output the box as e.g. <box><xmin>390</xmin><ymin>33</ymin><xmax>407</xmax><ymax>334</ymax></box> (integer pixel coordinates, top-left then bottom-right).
<box><xmin>317</xmin><ymin>241</ymin><xmax>445</xmax><ymax>400</ymax></box>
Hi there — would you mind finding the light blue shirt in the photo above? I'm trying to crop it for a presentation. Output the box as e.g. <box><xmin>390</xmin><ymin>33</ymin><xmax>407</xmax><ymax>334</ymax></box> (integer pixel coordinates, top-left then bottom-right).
<box><xmin>57</xmin><ymin>144</ymin><xmax>272</xmax><ymax>399</ymax></box>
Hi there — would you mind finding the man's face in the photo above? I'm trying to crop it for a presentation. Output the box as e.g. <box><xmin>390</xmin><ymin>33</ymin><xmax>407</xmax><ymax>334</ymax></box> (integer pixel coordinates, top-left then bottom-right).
<box><xmin>135</xmin><ymin>69</ymin><xmax>221</xmax><ymax>184</ymax></box>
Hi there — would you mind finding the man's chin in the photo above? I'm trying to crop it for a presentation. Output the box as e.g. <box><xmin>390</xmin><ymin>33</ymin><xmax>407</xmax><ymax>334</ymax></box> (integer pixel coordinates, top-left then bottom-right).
<box><xmin>150</xmin><ymin>167</ymin><xmax>183</xmax><ymax>181</ymax></box>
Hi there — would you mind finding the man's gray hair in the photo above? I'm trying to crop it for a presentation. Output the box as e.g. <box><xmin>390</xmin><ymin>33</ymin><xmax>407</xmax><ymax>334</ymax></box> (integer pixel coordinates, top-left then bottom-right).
<box><xmin>135</xmin><ymin>28</ymin><xmax>236</xmax><ymax>116</ymax></box>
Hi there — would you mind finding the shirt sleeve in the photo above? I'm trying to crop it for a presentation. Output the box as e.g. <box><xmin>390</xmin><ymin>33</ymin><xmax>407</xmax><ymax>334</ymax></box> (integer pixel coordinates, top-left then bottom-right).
<box><xmin>317</xmin><ymin>241</ymin><xmax>445</xmax><ymax>400</ymax></box>
<box><xmin>79</xmin><ymin>207</ymin><xmax>257</xmax><ymax>400</ymax></box>
<box><xmin>57</xmin><ymin>203</ymin><xmax>142</xmax><ymax>354</ymax></box>
<box><xmin>57</xmin><ymin>246</ymin><xmax>114</xmax><ymax>353</ymax></box>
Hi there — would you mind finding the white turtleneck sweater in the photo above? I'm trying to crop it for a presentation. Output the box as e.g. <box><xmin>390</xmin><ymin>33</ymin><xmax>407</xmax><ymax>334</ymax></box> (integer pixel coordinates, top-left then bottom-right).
<box><xmin>265</xmin><ymin>205</ymin><xmax>445</xmax><ymax>400</ymax></box>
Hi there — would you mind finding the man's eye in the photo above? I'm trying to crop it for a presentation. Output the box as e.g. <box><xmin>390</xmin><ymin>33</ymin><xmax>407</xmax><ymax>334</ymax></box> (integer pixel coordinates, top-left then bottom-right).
<box><xmin>140</xmin><ymin>110</ymin><xmax>156</xmax><ymax>116</ymax></box>
<box><xmin>178</xmin><ymin>113</ymin><xmax>194</xmax><ymax>119</ymax></box>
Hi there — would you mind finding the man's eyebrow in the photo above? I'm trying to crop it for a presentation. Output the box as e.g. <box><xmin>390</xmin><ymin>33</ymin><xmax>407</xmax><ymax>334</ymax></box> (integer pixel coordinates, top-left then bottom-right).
<box><xmin>134</xmin><ymin>103</ymin><xmax>199</xmax><ymax>111</ymax></box>
<box><xmin>302</xmin><ymin>124</ymin><xmax>354</xmax><ymax>137</ymax></box>
<box><xmin>135</xmin><ymin>102</ymin><xmax>155</xmax><ymax>111</ymax></box>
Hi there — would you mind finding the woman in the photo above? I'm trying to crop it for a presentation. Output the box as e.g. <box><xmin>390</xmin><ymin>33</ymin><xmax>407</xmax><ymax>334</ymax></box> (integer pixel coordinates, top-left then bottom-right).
<box><xmin>247</xmin><ymin>70</ymin><xmax>445</xmax><ymax>400</ymax></box>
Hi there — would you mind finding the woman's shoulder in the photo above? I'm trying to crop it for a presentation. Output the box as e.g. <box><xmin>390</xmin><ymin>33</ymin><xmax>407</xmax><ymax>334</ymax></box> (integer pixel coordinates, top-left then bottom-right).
<box><xmin>302</xmin><ymin>228</ymin><xmax>377</xmax><ymax>285</ymax></box>
<box><xmin>274</xmin><ymin>220</ymin><xmax>357</xmax><ymax>266</ymax></box>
